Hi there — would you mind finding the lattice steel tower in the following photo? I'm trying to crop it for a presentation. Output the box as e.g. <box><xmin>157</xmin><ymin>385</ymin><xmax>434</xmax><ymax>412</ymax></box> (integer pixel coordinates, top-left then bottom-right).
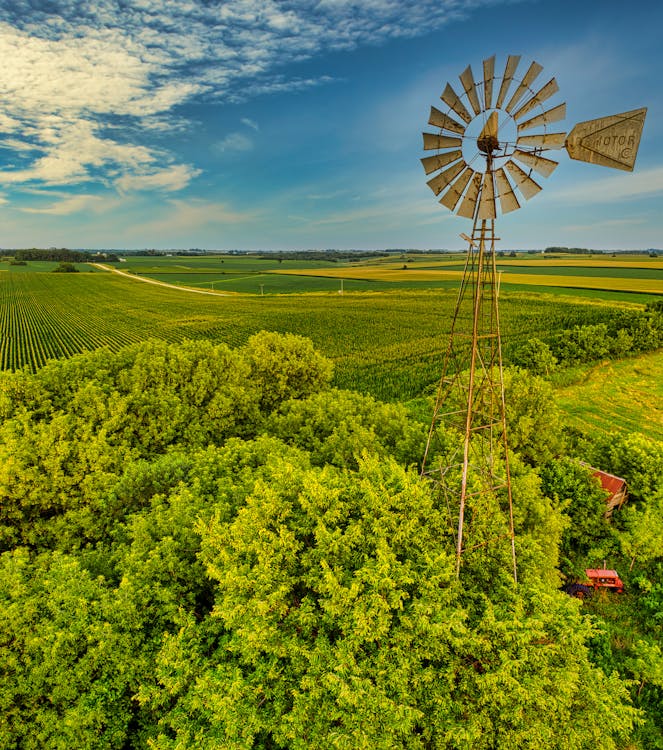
<box><xmin>419</xmin><ymin>55</ymin><xmax>646</xmax><ymax>581</ymax></box>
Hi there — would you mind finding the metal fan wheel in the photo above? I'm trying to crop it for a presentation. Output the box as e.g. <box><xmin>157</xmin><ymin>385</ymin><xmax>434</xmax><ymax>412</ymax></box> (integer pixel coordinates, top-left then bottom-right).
<box><xmin>421</xmin><ymin>54</ymin><xmax>567</xmax><ymax>220</ymax></box>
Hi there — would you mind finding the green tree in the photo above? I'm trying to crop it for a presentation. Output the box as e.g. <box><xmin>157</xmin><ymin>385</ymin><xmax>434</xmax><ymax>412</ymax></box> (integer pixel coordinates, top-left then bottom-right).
<box><xmin>0</xmin><ymin>335</ymin><xmax>334</xmax><ymax>552</ymax></box>
<box><xmin>53</xmin><ymin>261</ymin><xmax>79</xmax><ymax>272</ymax></box>
<box><xmin>619</xmin><ymin>490</ymin><xmax>663</xmax><ymax>572</ymax></box>
<box><xmin>0</xmin><ymin>550</ymin><xmax>136</xmax><ymax>749</ymax></box>
<box><xmin>503</xmin><ymin>368</ymin><xmax>565</xmax><ymax>465</ymax></box>
<box><xmin>588</xmin><ymin>433</ymin><xmax>663</xmax><ymax>503</ymax></box>
<box><xmin>539</xmin><ymin>457</ymin><xmax>613</xmax><ymax>574</ymax></box>
<box><xmin>512</xmin><ymin>337</ymin><xmax>558</xmax><ymax>376</ymax></box>
<box><xmin>266</xmin><ymin>388</ymin><xmax>426</xmax><ymax>469</ymax></box>
<box><xmin>134</xmin><ymin>450</ymin><xmax>639</xmax><ymax>749</ymax></box>
<box><xmin>0</xmin><ymin>335</ymin><xmax>649</xmax><ymax>749</ymax></box>
<box><xmin>554</xmin><ymin>323</ymin><xmax>610</xmax><ymax>364</ymax></box>
<box><xmin>242</xmin><ymin>330</ymin><xmax>333</xmax><ymax>412</ymax></box>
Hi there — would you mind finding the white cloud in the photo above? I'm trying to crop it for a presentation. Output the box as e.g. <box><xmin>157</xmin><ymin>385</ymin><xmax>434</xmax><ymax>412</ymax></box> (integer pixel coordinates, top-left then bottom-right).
<box><xmin>115</xmin><ymin>164</ymin><xmax>202</xmax><ymax>193</ymax></box>
<box><xmin>228</xmin><ymin>75</ymin><xmax>336</xmax><ymax>102</ymax></box>
<box><xmin>20</xmin><ymin>194</ymin><xmax>107</xmax><ymax>215</ymax></box>
<box><xmin>0</xmin><ymin>118</ymin><xmax>157</xmax><ymax>185</ymax></box>
<box><xmin>214</xmin><ymin>132</ymin><xmax>254</xmax><ymax>154</ymax></box>
<box><xmin>241</xmin><ymin>117</ymin><xmax>260</xmax><ymax>131</ymax></box>
<box><xmin>0</xmin><ymin>0</ymin><xmax>524</xmax><ymax>196</ymax></box>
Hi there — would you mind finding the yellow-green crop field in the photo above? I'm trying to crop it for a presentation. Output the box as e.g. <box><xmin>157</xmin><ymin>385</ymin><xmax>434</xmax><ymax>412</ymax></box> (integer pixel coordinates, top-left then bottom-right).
<box><xmin>273</xmin><ymin>264</ymin><xmax>663</xmax><ymax>295</ymax></box>
<box><xmin>556</xmin><ymin>350</ymin><xmax>663</xmax><ymax>442</ymax></box>
<box><xmin>0</xmin><ymin>268</ymin><xmax>640</xmax><ymax>402</ymax></box>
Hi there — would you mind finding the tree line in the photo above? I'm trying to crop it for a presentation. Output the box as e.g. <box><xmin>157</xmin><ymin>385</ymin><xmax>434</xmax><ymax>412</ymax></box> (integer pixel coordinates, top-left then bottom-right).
<box><xmin>513</xmin><ymin>301</ymin><xmax>663</xmax><ymax>374</ymax></box>
<box><xmin>0</xmin><ymin>248</ymin><xmax>120</xmax><ymax>262</ymax></box>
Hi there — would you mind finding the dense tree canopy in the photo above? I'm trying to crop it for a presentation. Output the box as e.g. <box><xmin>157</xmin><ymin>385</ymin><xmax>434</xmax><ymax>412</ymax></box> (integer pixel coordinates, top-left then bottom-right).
<box><xmin>0</xmin><ymin>334</ymin><xmax>658</xmax><ymax>748</ymax></box>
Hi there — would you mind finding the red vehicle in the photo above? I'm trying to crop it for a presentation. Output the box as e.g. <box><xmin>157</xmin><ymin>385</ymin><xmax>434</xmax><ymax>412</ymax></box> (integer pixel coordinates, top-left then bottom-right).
<box><xmin>563</xmin><ymin>569</ymin><xmax>624</xmax><ymax>599</ymax></box>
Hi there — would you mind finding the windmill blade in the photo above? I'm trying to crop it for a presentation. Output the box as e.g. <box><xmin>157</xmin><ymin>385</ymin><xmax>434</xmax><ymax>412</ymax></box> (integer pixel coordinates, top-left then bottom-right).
<box><xmin>439</xmin><ymin>167</ymin><xmax>474</xmax><ymax>211</ymax></box>
<box><xmin>440</xmin><ymin>82</ymin><xmax>472</xmax><ymax>124</ymax></box>
<box><xmin>459</xmin><ymin>65</ymin><xmax>482</xmax><ymax>116</ymax></box>
<box><xmin>483</xmin><ymin>55</ymin><xmax>495</xmax><ymax>110</ymax></box>
<box><xmin>477</xmin><ymin>172</ymin><xmax>496</xmax><ymax>219</ymax></box>
<box><xmin>426</xmin><ymin>160</ymin><xmax>467</xmax><ymax>195</ymax></box>
<box><xmin>422</xmin><ymin>133</ymin><xmax>463</xmax><ymax>150</ymax></box>
<box><xmin>428</xmin><ymin>106</ymin><xmax>465</xmax><ymax>134</ymax></box>
<box><xmin>513</xmin><ymin>78</ymin><xmax>560</xmax><ymax>121</ymax></box>
<box><xmin>495</xmin><ymin>54</ymin><xmax>521</xmax><ymax>109</ymax></box>
<box><xmin>517</xmin><ymin>102</ymin><xmax>566</xmax><ymax>133</ymax></box>
<box><xmin>494</xmin><ymin>168</ymin><xmax>521</xmax><ymax>214</ymax></box>
<box><xmin>420</xmin><ymin>149</ymin><xmax>463</xmax><ymax>175</ymax></box>
<box><xmin>516</xmin><ymin>132</ymin><xmax>567</xmax><ymax>149</ymax></box>
<box><xmin>505</xmin><ymin>61</ymin><xmax>543</xmax><ymax>113</ymax></box>
<box><xmin>513</xmin><ymin>148</ymin><xmax>558</xmax><ymax>177</ymax></box>
<box><xmin>457</xmin><ymin>172</ymin><xmax>483</xmax><ymax>218</ymax></box>
<box><xmin>505</xmin><ymin>160</ymin><xmax>543</xmax><ymax>200</ymax></box>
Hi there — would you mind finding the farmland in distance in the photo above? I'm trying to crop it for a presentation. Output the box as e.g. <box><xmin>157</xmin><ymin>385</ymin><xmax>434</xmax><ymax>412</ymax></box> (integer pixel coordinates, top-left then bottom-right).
<box><xmin>98</xmin><ymin>252</ymin><xmax>663</xmax><ymax>301</ymax></box>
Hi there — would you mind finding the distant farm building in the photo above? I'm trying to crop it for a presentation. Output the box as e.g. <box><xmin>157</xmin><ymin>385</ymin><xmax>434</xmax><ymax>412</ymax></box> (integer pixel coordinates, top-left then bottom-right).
<box><xmin>590</xmin><ymin>467</ymin><xmax>628</xmax><ymax>517</ymax></box>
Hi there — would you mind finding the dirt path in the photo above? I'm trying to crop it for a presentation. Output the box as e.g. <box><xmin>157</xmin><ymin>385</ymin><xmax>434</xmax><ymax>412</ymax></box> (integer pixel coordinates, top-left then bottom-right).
<box><xmin>90</xmin><ymin>263</ymin><xmax>232</xmax><ymax>296</ymax></box>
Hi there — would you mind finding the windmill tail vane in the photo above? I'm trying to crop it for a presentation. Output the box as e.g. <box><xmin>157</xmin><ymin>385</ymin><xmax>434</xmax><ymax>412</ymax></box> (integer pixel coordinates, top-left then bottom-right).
<box><xmin>419</xmin><ymin>54</ymin><xmax>646</xmax><ymax>582</ymax></box>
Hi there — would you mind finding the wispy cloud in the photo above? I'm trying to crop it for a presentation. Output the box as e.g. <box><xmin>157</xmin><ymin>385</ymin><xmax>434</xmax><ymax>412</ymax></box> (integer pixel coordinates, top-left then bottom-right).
<box><xmin>214</xmin><ymin>132</ymin><xmax>254</xmax><ymax>155</ymax></box>
<box><xmin>115</xmin><ymin>165</ymin><xmax>203</xmax><ymax>193</ymax></box>
<box><xmin>132</xmin><ymin>198</ymin><xmax>257</xmax><ymax>235</ymax></box>
<box><xmin>0</xmin><ymin>0</ymin><xmax>514</xmax><ymax>195</ymax></box>
<box><xmin>20</xmin><ymin>194</ymin><xmax>108</xmax><ymax>215</ymax></box>
<box><xmin>551</xmin><ymin>165</ymin><xmax>663</xmax><ymax>205</ymax></box>
<box><xmin>241</xmin><ymin>118</ymin><xmax>260</xmax><ymax>132</ymax></box>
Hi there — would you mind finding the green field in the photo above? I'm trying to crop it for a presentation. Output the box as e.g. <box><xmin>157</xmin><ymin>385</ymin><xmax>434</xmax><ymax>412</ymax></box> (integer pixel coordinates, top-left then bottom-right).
<box><xmin>0</xmin><ymin>269</ymin><xmax>637</xmax><ymax>400</ymax></box>
<box><xmin>0</xmin><ymin>260</ymin><xmax>98</xmax><ymax>273</ymax></box>
<box><xmin>556</xmin><ymin>350</ymin><xmax>663</xmax><ymax>442</ymax></box>
<box><xmin>2</xmin><ymin>255</ymin><xmax>661</xmax><ymax>419</ymax></box>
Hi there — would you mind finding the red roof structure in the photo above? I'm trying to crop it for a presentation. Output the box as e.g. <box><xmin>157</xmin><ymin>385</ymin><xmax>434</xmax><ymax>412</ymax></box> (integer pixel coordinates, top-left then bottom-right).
<box><xmin>590</xmin><ymin>468</ymin><xmax>628</xmax><ymax>516</ymax></box>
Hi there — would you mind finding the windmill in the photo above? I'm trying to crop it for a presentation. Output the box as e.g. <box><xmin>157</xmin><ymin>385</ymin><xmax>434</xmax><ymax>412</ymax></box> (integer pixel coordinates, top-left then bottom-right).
<box><xmin>419</xmin><ymin>54</ymin><xmax>646</xmax><ymax>582</ymax></box>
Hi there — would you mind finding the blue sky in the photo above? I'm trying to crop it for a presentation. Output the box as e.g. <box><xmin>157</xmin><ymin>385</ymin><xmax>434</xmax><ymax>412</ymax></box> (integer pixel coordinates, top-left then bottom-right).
<box><xmin>0</xmin><ymin>0</ymin><xmax>660</xmax><ymax>251</ymax></box>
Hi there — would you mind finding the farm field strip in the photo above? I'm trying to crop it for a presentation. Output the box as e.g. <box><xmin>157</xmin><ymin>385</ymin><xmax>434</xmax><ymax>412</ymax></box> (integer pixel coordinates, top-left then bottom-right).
<box><xmin>495</xmin><ymin>258</ymin><xmax>663</xmax><ymax>268</ymax></box>
<box><xmin>419</xmin><ymin>265</ymin><xmax>663</xmax><ymax>280</ymax></box>
<box><xmin>271</xmin><ymin>267</ymin><xmax>663</xmax><ymax>294</ymax></box>
<box><xmin>401</xmin><ymin>258</ymin><xmax>663</xmax><ymax>270</ymax></box>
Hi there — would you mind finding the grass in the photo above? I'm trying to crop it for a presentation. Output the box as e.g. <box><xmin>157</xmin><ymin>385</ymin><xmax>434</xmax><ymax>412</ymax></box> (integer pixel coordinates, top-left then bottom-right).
<box><xmin>555</xmin><ymin>350</ymin><xmax>663</xmax><ymax>442</ymax></box>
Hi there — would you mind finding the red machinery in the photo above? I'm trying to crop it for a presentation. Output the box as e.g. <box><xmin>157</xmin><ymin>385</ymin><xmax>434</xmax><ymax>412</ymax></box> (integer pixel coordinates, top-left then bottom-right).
<box><xmin>584</xmin><ymin>569</ymin><xmax>624</xmax><ymax>593</ymax></box>
<box><xmin>563</xmin><ymin>569</ymin><xmax>624</xmax><ymax>599</ymax></box>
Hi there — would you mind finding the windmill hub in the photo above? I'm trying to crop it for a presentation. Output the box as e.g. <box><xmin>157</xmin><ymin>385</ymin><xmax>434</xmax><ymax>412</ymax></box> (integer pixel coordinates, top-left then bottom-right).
<box><xmin>477</xmin><ymin>134</ymin><xmax>499</xmax><ymax>155</ymax></box>
<box><xmin>477</xmin><ymin>111</ymin><xmax>500</xmax><ymax>155</ymax></box>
